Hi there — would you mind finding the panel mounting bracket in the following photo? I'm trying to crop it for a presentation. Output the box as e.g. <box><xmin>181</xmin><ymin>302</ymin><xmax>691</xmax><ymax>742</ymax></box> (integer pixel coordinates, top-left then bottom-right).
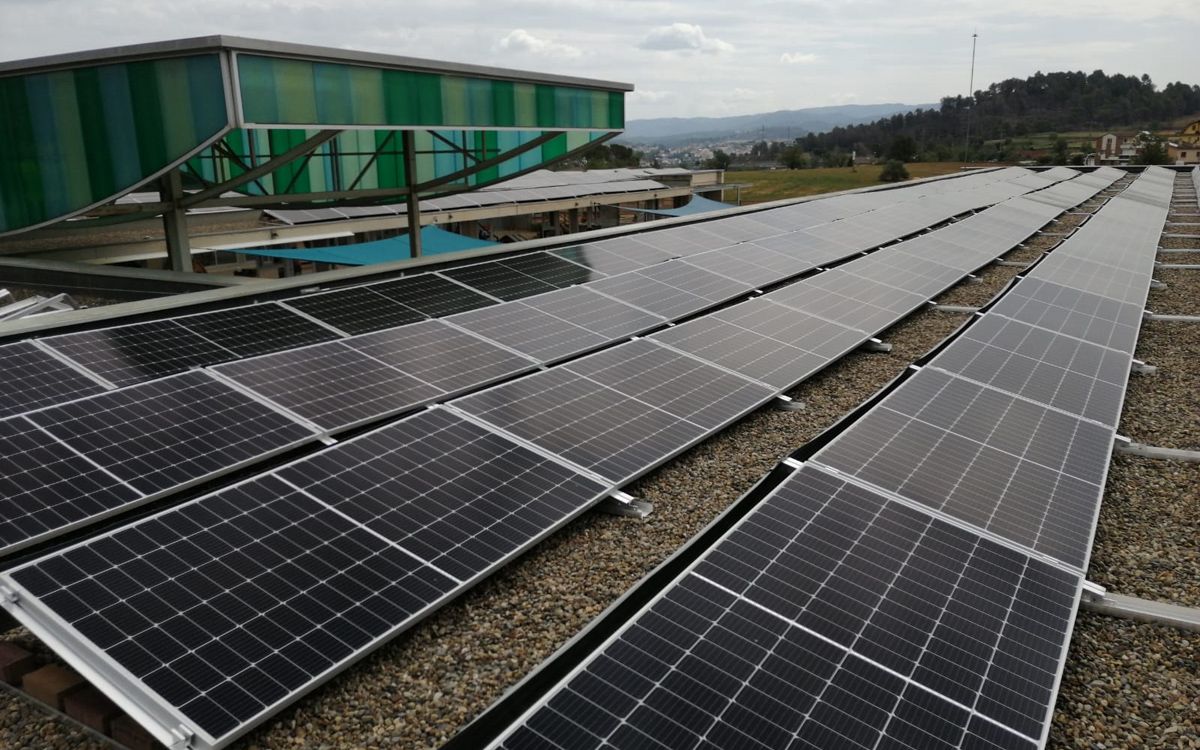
<box><xmin>782</xmin><ymin>457</ymin><xmax>804</xmax><ymax>470</ymax></box>
<box><xmin>599</xmin><ymin>491</ymin><xmax>653</xmax><ymax>518</ymax></box>
<box><xmin>860</xmin><ymin>338</ymin><xmax>892</xmax><ymax>353</ymax></box>
<box><xmin>1149</xmin><ymin>279</ymin><xmax>1168</xmax><ymax>291</ymax></box>
<box><xmin>1130</xmin><ymin>359</ymin><xmax>1158</xmax><ymax>375</ymax></box>
<box><xmin>993</xmin><ymin>259</ymin><xmax>1030</xmax><ymax>268</ymax></box>
<box><xmin>928</xmin><ymin>303</ymin><xmax>980</xmax><ymax>314</ymax></box>
<box><xmin>773</xmin><ymin>395</ymin><xmax>806</xmax><ymax>412</ymax></box>
<box><xmin>169</xmin><ymin>725</ymin><xmax>196</xmax><ymax>749</ymax></box>
<box><xmin>1082</xmin><ymin>580</ymin><xmax>1107</xmax><ymax>601</ymax></box>
<box><xmin>964</xmin><ymin>274</ymin><xmax>983</xmax><ymax>285</ymax></box>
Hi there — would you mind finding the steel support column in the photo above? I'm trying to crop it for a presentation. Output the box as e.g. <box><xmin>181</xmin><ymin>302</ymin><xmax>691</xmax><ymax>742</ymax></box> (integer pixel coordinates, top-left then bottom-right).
<box><xmin>159</xmin><ymin>169</ymin><xmax>191</xmax><ymax>273</ymax></box>
<box><xmin>402</xmin><ymin>130</ymin><xmax>422</xmax><ymax>258</ymax></box>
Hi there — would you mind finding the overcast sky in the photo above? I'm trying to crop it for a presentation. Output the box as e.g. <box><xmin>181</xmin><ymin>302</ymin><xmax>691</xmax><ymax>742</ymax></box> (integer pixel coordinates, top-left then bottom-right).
<box><xmin>2</xmin><ymin>0</ymin><xmax>1196</xmax><ymax>120</ymax></box>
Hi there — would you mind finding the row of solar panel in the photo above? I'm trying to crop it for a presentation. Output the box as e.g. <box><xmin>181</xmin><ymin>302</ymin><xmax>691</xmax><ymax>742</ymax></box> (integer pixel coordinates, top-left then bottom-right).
<box><xmin>0</xmin><ymin>169</ymin><xmax>1088</xmax><ymax>557</ymax></box>
<box><xmin>488</xmin><ymin>167</ymin><xmax>1163</xmax><ymax>750</ymax></box>
<box><xmin>0</xmin><ymin>169</ymin><xmax>1114</xmax><ymax>748</ymax></box>
<box><xmin>0</xmin><ymin>166</ymin><xmax>1052</xmax><ymax>424</ymax></box>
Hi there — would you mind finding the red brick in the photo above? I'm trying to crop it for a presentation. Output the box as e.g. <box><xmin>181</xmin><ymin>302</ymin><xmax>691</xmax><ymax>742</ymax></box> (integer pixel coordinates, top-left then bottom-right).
<box><xmin>110</xmin><ymin>714</ymin><xmax>162</xmax><ymax>750</ymax></box>
<box><xmin>22</xmin><ymin>664</ymin><xmax>86</xmax><ymax>710</ymax></box>
<box><xmin>63</xmin><ymin>684</ymin><xmax>121</xmax><ymax>734</ymax></box>
<box><xmin>0</xmin><ymin>641</ymin><xmax>38</xmax><ymax>685</ymax></box>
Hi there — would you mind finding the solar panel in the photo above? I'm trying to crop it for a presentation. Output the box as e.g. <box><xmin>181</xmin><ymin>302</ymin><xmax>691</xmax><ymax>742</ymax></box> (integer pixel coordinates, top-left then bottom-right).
<box><xmin>681</xmin><ymin>244</ymin><xmax>814</xmax><ymax>288</ymax></box>
<box><xmin>651</xmin><ymin>300</ymin><xmax>866</xmax><ymax>389</ymax></box>
<box><xmin>446</xmin><ymin>302</ymin><xmax>611</xmax><ymax>363</ymax></box>
<box><xmin>0</xmin><ymin>417</ymin><xmax>141</xmax><ymax>555</ymax></box>
<box><xmin>1</xmin><ymin>407</ymin><xmax>608</xmax><ymax>747</ymax></box>
<box><xmin>41</xmin><ymin>320</ymin><xmax>237</xmax><ymax>388</ymax></box>
<box><xmin>275</xmin><ymin>408</ymin><xmax>609</xmax><ymax>582</ymax></box>
<box><xmin>281</xmin><ymin>287</ymin><xmax>426</xmax><ymax>336</ymax></box>
<box><xmin>439</xmin><ymin>260</ymin><xmax>563</xmax><ymax>301</ymax></box>
<box><xmin>365</xmin><ymin>273</ymin><xmax>496</xmax><ymax>317</ymax></box>
<box><xmin>519</xmin><ymin>286</ymin><xmax>666</xmax><ymax>339</ymax></box>
<box><xmin>846</xmin><ymin>252</ymin><xmax>968</xmax><ymax>298</ymax></box>
<box><xmin>497</xmin><ymin>465</ymin><xmax>1078</xmax><ymax>750</ymax></box>
<box><xmin>0</xmin><ymin>341</ymin><xmax>108</xmax><ymax>419</ymax></box>
<box><xmin>767</xmin><ymin>276</ymin><xmax>924</xmax><ymax>335</ymax></box>
<box><xmin>342</xmin><ymin>320</ymin><xmax>537</xmax><ymax>395</ymax></box>
<box><xmin>812</xmin><ymin>367</ymin><xmax>1111</xmax><ymax>569</ymax></box>
<box><xmin>988</xmin><ymin>278</ymin><xmax>1144</xmax><ymax>354</ymax></box>
<box><xmin>174</xmin><ymin>303</ymin><xmax>342</xmax><ymax>358</ymax></box>
<box><xmin>585</xmin><ymin>271</ymin><xmax>716</xmax><ymax>320</ymax></box>
<box><xmin>212</xmin><ymin>341</ymin><xmax>444</xmax><ymax>431</ymax></box>
<box><xmin>550</xmin><ymin>240</ymin><xmax>674</xmax><ymax>275</ymax></box>
<box><xmin>454</xmin><ymin>340</ymin><xmax>773</xmax><ymax>484</ymax></box>
<box><xmin>928</xmin><ymin>315</ymin><xmax>1131</xmax><ymax>427</ymax></box>
<box><xmin>27</xmin><ymin>370</ymin><xmax>317</xmax><ymax>496</ymax></box>
<box><xmin>636</xmin><ymin>260</ymin><xmax>754</xmax><ymax>302</ymax></box>
<box><xmin>496</xmin><ymin>252</ymin><xmax>606</xmax><ymax>287</ymax></box>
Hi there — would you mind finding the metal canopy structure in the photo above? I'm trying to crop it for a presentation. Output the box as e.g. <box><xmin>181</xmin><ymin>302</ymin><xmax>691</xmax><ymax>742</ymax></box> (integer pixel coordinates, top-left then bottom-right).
<box><xmin>0</xmin><ymin>36</ymin><xmax>631</xmax><ymax>267</ymax></box>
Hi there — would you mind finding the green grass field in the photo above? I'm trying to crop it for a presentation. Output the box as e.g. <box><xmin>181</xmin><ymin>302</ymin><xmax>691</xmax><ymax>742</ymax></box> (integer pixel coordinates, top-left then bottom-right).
<box><xmin>725</xmin><ymin>163</ymin><xmax>974</xmax><ymax>204</ymax></box>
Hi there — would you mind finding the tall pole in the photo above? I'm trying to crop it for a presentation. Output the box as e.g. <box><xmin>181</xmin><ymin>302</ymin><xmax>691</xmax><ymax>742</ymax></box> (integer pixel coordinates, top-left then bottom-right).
<box><xmin>963</xmin><ymin>31</ymin><xmax>978</xmax><ymax>164</ymax></box>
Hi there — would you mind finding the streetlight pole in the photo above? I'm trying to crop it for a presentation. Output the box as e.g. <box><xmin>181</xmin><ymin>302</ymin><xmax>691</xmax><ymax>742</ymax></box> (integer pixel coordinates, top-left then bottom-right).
<box><xmin>963</xmin><ymin>31</ymin><xmax>978</xmax><ymax>164</ymax></box>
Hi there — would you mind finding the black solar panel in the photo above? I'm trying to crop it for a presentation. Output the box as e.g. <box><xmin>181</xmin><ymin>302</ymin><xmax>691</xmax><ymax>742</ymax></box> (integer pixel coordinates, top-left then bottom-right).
<box><xmin>27</xmin><ymin>370</ymin><xmax>317</xmax><ymax>495</ymax></box>
<box><xmin>446</xmin><ymin>302</ymin><xmax>610</xmax><ymax>363</ymax></box>
<box><xmin>366</xmin><ymin>273</ymin><xmax>496</xmax><ymax>317</ymax></box>
<box><xmin>500</xmin><ymin>465</ymin><xmax>1077</xmax><ymax>750</ymax></box>
<box><xmin>174</xmin><ymin>303</ymin><xmax>342</xmax><ymax>358</ymax></box>
<box><xmin>0</xmin><ymin>417</ymin><xmax>142</xmax><ymax>554</ymax></box>
<box><xmin>929</xmin><ymin>315</ymin><xmax>1131</xmax><ymax>427</ymax></box>
<box><xmin>439</xmin><ymin>262</ymin><xmax>560</xmax><ymax>301</ymax></box>
<box><xmin>455</xmin><ymin>340</ymin><xmax>773</xmax><ymax>483</ymax></box>
<box><xmin>213</xmin><ymin>341</ymin><xmax>444</xmax><ymax>431</ymax></box>
<box><xmin>814</xmin><ymin>367</ymin><xmax>1111</xmax><ymax>569</ymax></box>
<box><xmin>343</xmin><ymin>320</ymin><xmax>537</xmax><ymax>395</ymax></box>
<box><xmin>767</xmin><ymin>269</ymin><xmax>929</xmax><ymax>335</ymax></box>
<box><xmin>0</xmin><ymin>342</ymin><xmax>107</xmax><ymax>419</ymax></box>
<box><xmin>988</xmin><ymin>278</ymin><xmax>1144</xmax><ymax>354</ymax></box>
<box><xmin>41</xmin><ymin>320</ymin><xmax>237</xmax><ymax>388</ymax></box>
<box><xmin>681</xmin><ymin>244</ymin><xmax>814</xmax><ymax>288</ymax></box>
<box><xmin>636</xmin><ymin>259</ymin><xmax>753</xmax><ymax>302</ymax></box>
<box><xmin>6</xmin><ymin>474</ymin><xmax>458</xmax><ymax>739</ymax></box>
<box><xmin>276</xmin><ymin>408</ymin><xmax>609</xmax><ymax>581</ymax></box>
<box><xmin>496</xmin><ymin>252</ymin><xmax>606</xmax><ymax>287</ymax></box>
<box><xmin>550</xmin><ymin>240</ymin><xmax>674</xmax><ymax>275</ymax></box>
<box><xmin>651</xmin><ymin>301</ymin><xmax>865</xmax><ymax>389</ymax></box>
<box><xmin>281</xmin><ymin>287</ymin><xmax>427</xmax><ymax>335</ymax></box>
<box><xmin>520</xmin><ymin>286</ymin><xmax>666</xmax><ymax>339</ymax></box>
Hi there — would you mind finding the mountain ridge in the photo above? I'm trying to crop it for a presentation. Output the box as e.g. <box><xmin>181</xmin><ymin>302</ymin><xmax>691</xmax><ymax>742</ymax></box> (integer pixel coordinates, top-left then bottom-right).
<box><xmin>618</xmin><ymin>103</ymin><xmax>936</xmax><ymax>144</ymax></box>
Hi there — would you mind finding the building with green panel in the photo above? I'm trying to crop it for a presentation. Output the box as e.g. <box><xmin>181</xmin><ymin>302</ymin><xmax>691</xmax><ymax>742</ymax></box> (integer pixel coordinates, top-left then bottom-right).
<box><xmin>0</xmin><ymin>36</ymin><xmax>631</xmax><ymax>270</ymax></box>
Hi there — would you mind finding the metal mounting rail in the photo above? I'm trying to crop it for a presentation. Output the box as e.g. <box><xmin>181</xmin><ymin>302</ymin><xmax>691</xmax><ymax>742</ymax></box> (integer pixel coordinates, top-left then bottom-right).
<box><xmin>1081</xmin><ymin>588</ymin><xmax>1200</xmax><ymax>633</ymax></box>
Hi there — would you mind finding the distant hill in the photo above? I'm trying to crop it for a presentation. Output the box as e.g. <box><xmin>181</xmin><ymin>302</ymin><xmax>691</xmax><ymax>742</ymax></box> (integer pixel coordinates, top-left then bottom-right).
<box><xmin>618</xmin><ymin>103</ymin><xmax>934</xmax><ymax>145</ymax></box>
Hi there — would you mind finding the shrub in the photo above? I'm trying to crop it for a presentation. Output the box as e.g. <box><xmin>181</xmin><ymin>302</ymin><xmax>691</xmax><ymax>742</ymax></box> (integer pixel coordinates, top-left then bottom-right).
<box><xmin>879</xmin><ymin>160</ymin><xmax>910</xmax><ymax>182</ymax></box>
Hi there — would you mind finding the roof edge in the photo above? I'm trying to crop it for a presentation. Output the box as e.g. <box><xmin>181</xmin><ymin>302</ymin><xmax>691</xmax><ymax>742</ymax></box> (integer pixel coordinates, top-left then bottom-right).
<box><xmin>0</xmin><ymin>35</ymin><xmax>635</xmax><ymax>92</ymax></box>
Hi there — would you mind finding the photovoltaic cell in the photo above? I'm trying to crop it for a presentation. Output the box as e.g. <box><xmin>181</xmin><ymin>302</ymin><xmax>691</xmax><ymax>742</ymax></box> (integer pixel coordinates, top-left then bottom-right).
<box><xmin>343</xmin><ymin>320</ymin><xmax>537</xmax><ymax>394</ymax></box>
<box><xmin>174</xmin><ymin>304</ymin><xmax>342</xmax><ymax>358</ymax></box>
<box><xmin>41</xmin><ymin>320</ymin><xmax>237</xmax><ymax>388</ymax></box>
<box><xmin>0</xmin><ymin>342</ymin><xmax>107</xmax><ymax>419</ymax></box>
<box><xmin>495</xmin><ymin>252</ymin><xmax>606</xmax><ymax>287</ymax></box>
<box><xmin>365</xmin><ymin>274</ymin><xmax>496</xmax><ymax>317</ymax></box>
<box><xmin>213</xmin><ymin>342</ymin><xmax>444</xmax><ymax>431</ymax></box>
<box><xmin>439</xmin><ymin>261</ymin><xmax>561</xmax><ymax>301</ymax></box>
<box><xmin>27</xmin><ymin>370</ymin><xmax>317</xmax><ymax>495</ymax></box>
<box><xmin>681</xmin><ymin>244</ymin><xmax>814</xmax><ymax>288</ymax></box>
<box><xmin>499</xmin><ymin>466</ymin><xmax>1076</xmax><ymax>750</ymax></box>
<box><xmin>551</xmin><ymin>240</ymin><xmax>675</xmax><ymax>275</ymax></box>
<box><xmin>928</xmin><ymin>314</ymin><xmax>1131</xmax><ymax>427</ymax></box>
<box><xmin>0</xmin><ymin>417</ymin><xmax>141</xmax><ymax>554</ymax></box>
<box><xmin>281</xmin><ymin>287</ymin><xmax>426</xmax><ymax>335</ymax></box>
<box><xmin>814</xmin><ymin>367</ymin><xmax>1111</xmax><ymax>569</ymax></box>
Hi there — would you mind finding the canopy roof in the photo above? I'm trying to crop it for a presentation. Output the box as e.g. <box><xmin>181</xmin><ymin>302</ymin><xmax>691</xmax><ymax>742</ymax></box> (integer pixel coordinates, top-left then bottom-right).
<box><xmin>237</xmin><ymin>225</ymin><xmax>496</xmax><ymax>265</ymax></box>
<box><xmin>0</xmin><ymin>36</ymin><xmax>631</xmax><ymax>236</ymax></box>
<box><xmin>628</xmin><ymin>194</ymin><xmax>736</xmax><ymax>217</ymax></box>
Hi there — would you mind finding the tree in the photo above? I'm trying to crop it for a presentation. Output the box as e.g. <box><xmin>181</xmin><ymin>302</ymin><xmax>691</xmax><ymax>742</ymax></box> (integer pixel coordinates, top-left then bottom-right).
<box><xmin>781</xmin><ymin>145</ymin><xmax>806</xmax><ymax>170</ymax></box>
<box><xmin>705</xmin><ymin>149</ymin><xmax>732</xmax><ymax>170</ymax></box>
<box><xmin>879</xmin><ymin>160</ymin><xmax>910</xmax><ymax>182</ymax></box>
<box><xmin>1140</xmin><ymin>137</ymin><xmax>1169</xmax><ymax>165</ymax></box>
<box><xmin>1052</xmin><ymin>136</ymin><xmax>1069</xmax><ymax>164</ymax></box>
<box><xmin>887</xmin><ymin>135</ymin><xmax>918</xmax><ymax>162</ymax></box>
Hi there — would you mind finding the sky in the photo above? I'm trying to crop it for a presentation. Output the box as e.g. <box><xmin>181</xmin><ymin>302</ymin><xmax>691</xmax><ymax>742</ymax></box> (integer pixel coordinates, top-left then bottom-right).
<box><xmin>2</xmin><ymin>0</ymin><xmax>1197</xmax><ymax>120</ymax></box>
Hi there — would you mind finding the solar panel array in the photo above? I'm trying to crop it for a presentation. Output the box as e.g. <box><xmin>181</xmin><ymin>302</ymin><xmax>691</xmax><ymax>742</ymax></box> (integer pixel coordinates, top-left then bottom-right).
<box><xmin>0</xmin><ymin>167</ymin><xmax>1126</xmax><ymax>750</ymax></box>
<box><xmin>0</xmin><ymin>167</ymin><xmax>1076</xmax><ymax>556</ymax></box>
<box><xmin>486</xmin><ymin>167</ymin><xmax>1171</xmax><ymax>750</ymax></box>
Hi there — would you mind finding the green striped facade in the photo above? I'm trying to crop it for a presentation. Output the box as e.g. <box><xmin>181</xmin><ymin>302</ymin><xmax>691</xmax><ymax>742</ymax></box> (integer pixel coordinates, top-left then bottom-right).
<box><xmin>0</xmin><ymin>54</ymin><xmax>230</xmax><ymax>233</ymax></box>
<box><xmin>0</xmin><ymin>45</ymin><xmax>624</xmax><ymax>235</ymax></box>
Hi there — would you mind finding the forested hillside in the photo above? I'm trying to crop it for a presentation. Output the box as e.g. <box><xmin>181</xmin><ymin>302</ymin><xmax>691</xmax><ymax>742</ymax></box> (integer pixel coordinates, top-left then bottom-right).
<box><xmin>774</xmin><ymin>71</ymin><xmax>1200</xmax><ymax>163</ymax></box>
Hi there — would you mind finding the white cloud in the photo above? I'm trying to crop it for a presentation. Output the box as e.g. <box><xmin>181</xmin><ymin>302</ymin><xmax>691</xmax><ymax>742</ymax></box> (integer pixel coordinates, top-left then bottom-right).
<box><xmin>496</xmin><ymin>29</ymin><xmax>581</xmax><ymax>58</ymax></box>
<box><xmin>629</xmin><ymin>90</ymin><xmax>674</xmax><ymax>104</ymax></box>
<box><xmin>831</xmin><ymin>92</ymin><xmax>859</xmax><ymax>104</ymax></box>
<box><xmin>638</xmin><ymin>23</ymin><xmax>734</xmax><ymax>55</ymax></box>
<box><xmin>780</xmin><ymin>52</ymin><xmax>818</xmax><ymax>64</ymax></box>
